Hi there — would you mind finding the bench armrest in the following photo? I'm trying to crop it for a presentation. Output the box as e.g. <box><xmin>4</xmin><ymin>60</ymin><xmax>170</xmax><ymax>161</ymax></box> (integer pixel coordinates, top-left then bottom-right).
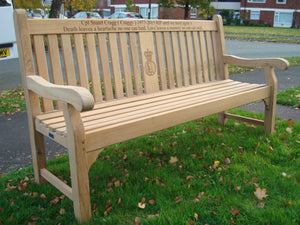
<box><xmin>26</xmin><ymin>75</ymin><xmax>94</xmax><ymax>112</ymax></box>
<box><xmin>223</xmin><ymin>54</ymin><xmax>289</xmax><ymax>70</ymax></box>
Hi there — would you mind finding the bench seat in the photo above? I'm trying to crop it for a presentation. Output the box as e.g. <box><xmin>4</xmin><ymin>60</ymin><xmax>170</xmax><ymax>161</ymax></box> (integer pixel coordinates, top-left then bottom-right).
<box><xmin>36</xmin><ymin>79</ymin><xmax>269</xmax><ymax>151</ymax></box>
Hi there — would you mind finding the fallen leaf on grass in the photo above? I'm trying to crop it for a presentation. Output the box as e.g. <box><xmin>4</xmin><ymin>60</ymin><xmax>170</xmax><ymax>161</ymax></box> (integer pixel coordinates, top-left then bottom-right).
<box><xmin>30</xmin><ymin>216</ymin><xmax>39</xmax><ymax>221</ymax></box>
<box><xmin>134</xmin><ymin>217</ymin><xmax>141</xmax><ymax>225</ymax></box>
<box><xmin>194</xmin><ymin>213</ymin><xmax>199</xmax><ymax>221</ymax></box>
<box><xmin>257</xmin><ymin>202</ymin><xmax>265</xmax><ymax>208</ymax></box>
<box><xmin>230</xmin><ymin>209</ymin><xmax>239</xmax><ymax>216</ymax></box>
<box><xmin>225</xmin><ymin>157</ymin><xmax>231</xmax><ymax>164</ymax></box>
<box><xmin>254</xmin><ymin>187</ymin><xmax>269</xmax><ymax>200</ymax></box>
<box><xmin>146</xmin><ymin>214</ymin><xmax>159</xmax><ymax>220</ymax></box>
<box><xmin>5</xmin><ymin>183</ymin><xmax>16</xmax><ymax>192</ymax></box>
<box><xmin>59</xmin><ymin>208</ymin><xmax>66</xmax><ymax>215</ymax></box>
<box><xmin>104</xmin><ymin>207</ymin><xmax>112</xmax><ymax>216</ymax></box>
<box><xmin>148</xmin><ymin>199</ymin><xmax>156</xmax><ymax>205</ymax></box>
<box><xmin>138</xmin><ymin>202</ymin><xmax>146</xmax><ymax>209</ymax></box>
<box><xmin>214</xmin><ymin>161</ymin><xmax>220</xmax><ymax>167</ymax></box>
<box><xmin>286</xmin><ymin>127</ymin><xmax>293</xmax><ymax>134</ymax></box>
<box><xmin>175</xmin><ymin>195</ymin><xmax>183</xmax><ymax>204</ymax></box>
<box><xmin>184</xmin><ymin>175</ymin><xmax>194</xmax><ymax>183</ymax></box>
<box><xmin>234</xmin><ymin>186</ymin><xmax>241</xmax><ymax>191</ymax></box>
<box><xmin>169</xmin><ymin>156</ymin><xmax>178</xmax><ymax>164</ymax></box>
<box><xmin>287</xmin><ymin>119</ymin><xmax>294</xmax><ymax>127</ymax></box>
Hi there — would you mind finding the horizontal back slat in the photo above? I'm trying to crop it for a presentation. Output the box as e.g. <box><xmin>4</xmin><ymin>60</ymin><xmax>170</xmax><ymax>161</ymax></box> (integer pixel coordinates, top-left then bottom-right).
<box><xmin>27</xmin><ymin>19</ymin><xmax>218</xmax><ymax>35</ymax></box>
<box><xmin>27</xmin><ymin>18</ymin><xmax>223</xmax><ymax>113</ymax></box>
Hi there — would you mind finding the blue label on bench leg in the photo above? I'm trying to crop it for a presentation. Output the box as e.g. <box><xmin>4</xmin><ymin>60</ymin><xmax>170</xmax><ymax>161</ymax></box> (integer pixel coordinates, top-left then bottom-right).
<box><xmin>49</xmin><ymin>133</ymin><xmax>54</xmax><ymax>139</ymax></box>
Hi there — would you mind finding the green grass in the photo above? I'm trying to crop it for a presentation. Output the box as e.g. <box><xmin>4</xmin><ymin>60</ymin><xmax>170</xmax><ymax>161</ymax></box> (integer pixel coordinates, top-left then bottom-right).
<box><xmin>224</xmin><ymin>26</ymin><xmax>300</xmax><ymax>43</ymax></box>
<box><xmin>1</xmin><ymin>110</ymin><xmax>299</xmax><ymax>224</ymax></box>
<box><xmin>0</xmin><ymin>88</ymin><xmax>26</xmax><ymax>115</ymax></box>
<box><xmin>224</xmin><ymin>26</ymin><xmax>300</xmax><ymax>37</ymax></box>
<box><xmin>225</xmin><ymin>34</ymin><xmax>300</xmax><ymax>43</ymax></box>
<box><xmin>277</xmin><ymin>86</ymin><xmax>300</xmax><ymax>107</ymax></box>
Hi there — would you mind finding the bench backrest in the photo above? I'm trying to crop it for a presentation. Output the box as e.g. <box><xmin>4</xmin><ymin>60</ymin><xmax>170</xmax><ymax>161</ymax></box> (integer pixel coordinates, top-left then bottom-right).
<box><xmin>14</xmin><ymin>9</ymin><xmax>227</xmax><ymax>114</ymax></box>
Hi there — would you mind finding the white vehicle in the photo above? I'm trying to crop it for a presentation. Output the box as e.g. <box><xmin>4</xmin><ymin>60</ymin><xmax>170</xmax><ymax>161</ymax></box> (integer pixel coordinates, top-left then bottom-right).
<box><xmin>0</xmin><ymin>0</ymin><xmax>18</xmax><ymax>60</ymax></box>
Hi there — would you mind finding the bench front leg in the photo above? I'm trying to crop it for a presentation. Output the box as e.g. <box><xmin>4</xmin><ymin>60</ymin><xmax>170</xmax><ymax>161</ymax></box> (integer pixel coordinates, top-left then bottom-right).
<box><xmin>62</xmin><ymin>103</ymin><xmax>92</xmax><ymax>222</ymax></box>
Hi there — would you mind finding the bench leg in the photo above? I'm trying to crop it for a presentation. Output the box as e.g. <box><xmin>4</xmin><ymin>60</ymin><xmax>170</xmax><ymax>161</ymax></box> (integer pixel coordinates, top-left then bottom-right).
<box><xmin>264</xmin><ymin>67</ymin><xmax>277</xmax><ymax>134</ymax></box>
<box><xmin>264</xmin><ymin>97</ymin><xmax>276</xmax><ymax>134</ymax></box>
<box><xmin>27</xmin><ymin>114</ymin><xmax>47</xmax><ymax>184</ymax></box>
<box><xmin>218</xmin><ymin>111</ymin><xmax>227</xmax><ymax>125</ymax></box>
<box><xmin>63</xmin><ymin>103</ymin><xmax>92</xmax><ymax>222</ymax></box>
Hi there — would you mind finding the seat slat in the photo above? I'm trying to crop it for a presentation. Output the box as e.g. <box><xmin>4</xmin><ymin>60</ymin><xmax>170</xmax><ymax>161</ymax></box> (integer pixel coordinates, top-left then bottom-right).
<box><xmin>33</xmin><ymin>35</ymin><xmax>54</xmax><ymax>112</ymax></box>
<box><xmin>86</xmin><ymin>33</ymin><xmax>103</xmax><ymax>103</ymax></box>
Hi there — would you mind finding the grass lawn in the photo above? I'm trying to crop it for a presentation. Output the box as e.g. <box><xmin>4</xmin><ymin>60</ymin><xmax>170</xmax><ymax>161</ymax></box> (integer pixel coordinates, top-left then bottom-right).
<box><xmin>224</xmin><ymin>26</ymin><xmax>300</xmax><ymax>38</ymax></box>
<box><xmin>277</xmin><ymin>86</ymin><xmax>300</xmax><ymax>107</ymax></box>
<box><xmin>224</xmin><ymin>26</ymin><xmax>300</xmax><ymax>43</ymax></box>
<box><xmin>0</xmin><ymin>110</ymin><xmax>299</xmax><ymax>224</ymax></box>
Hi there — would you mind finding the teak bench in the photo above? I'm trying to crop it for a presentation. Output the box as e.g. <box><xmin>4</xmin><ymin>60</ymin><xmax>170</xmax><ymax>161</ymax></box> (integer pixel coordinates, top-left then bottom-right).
<box><xmin>14</xmin><ymin>9</ymin><xmax>289</xmax><ymax>222</ymax></box>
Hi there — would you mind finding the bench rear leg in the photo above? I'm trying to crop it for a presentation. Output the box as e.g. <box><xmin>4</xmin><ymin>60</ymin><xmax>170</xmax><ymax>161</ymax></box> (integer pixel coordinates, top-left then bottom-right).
<box><xmin>264</xmin><ymin>97</ymin><xmax>276</xmax><ymax>134</ymax></box>
<box><xmin>264</xmin><ymin>66</ymin><xmax>278</xmax><ymax>134</ymax></box>
<box><xmin>218</xmin><ymin>111</ymin><xmax>227</xmax><ymax>125</ymax></box>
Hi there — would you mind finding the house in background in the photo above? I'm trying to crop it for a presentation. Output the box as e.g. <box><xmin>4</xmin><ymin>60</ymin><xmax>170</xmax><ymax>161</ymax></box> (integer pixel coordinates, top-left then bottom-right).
<box><xmin>96</xmin><ymin>0</ymin><xmax>300</xmax><ymax>27</ymax></box>
<box><xmin>96</xmin><ymin>0</ymin><xmax>242</xmax><ymax>20</ymax></box>
<box><xmin>96</xmin><ymin>0</ymin><xmax>160</xmax><ymax>19</ymax></box>
<box><xmin>212</xmin><ymin>0</ymin><xmax>241</xmax><ymax>15</ymax></box>
<box><xmin>240</xmin><ymin>0</ymin><xmax>300</xmax><ymax>27</ymax></box>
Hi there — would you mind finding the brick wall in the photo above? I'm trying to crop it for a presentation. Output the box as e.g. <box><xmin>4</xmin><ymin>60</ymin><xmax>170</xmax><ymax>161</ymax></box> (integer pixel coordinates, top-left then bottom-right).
<box><xmin>240</xmin><ymin>0</ymin><xmax>300</xmax><ymax>10</ymax></box>
<box><xmin>260</xmin><ymin>11</ymin><xmax>274</xmax><ymax>26</ymax></box>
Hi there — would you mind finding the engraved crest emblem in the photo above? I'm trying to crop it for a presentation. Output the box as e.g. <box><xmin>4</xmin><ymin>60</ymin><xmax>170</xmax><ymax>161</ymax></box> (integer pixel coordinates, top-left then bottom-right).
<box><xmin>144</xmin><ymin>49</ymin><xmax>156</xmax><ymax>76</ymax></box>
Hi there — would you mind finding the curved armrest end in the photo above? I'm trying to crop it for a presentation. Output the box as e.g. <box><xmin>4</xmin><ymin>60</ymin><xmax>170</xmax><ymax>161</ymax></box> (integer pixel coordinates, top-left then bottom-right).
<box><xmin>224</xmin><ymin>55</ymin><xmax>290</xmax><ymax>70</ymax></box>
<box><xmin>26</xmin><ymin>76</ymin><xmax>94</xmax><ymax>112</ymax></box>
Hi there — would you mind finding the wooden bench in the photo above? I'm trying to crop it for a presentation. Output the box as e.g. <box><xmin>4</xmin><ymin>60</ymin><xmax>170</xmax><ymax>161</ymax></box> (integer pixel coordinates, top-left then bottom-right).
<box><xmin>14</xmin><ymin>9</ymin><xmax>289</xmax><ymax>222</ymax></box>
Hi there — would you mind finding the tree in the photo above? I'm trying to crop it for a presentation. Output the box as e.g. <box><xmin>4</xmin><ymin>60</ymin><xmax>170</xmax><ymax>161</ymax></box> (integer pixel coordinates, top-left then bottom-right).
<box><xmin>13</xmin><ymin>0</ymin><xmax>43</xmax><ymax>9</ymax></box>
<box><xmin>125</xmin><ymin>0</ymin><xmax>136</xmax><ymax>12</ymax></box>
<box><xmin>70</xmin><ymin>0</ymin><xmax>98</xmax><ymax>12</ymax></box>
<box><xmin>49</xmin><ymin>0</ymin><xmax>63</xmax><ymax>18</ymax></box>
<box><xmin>197</xmin><ymin>0</ymin><xmax>215</xmax><ymax>20</ymax></box>
<box><xmin>158</xmin><ymin>0</ymin><xmax>215</xmax><ymax>20</ymax></box>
